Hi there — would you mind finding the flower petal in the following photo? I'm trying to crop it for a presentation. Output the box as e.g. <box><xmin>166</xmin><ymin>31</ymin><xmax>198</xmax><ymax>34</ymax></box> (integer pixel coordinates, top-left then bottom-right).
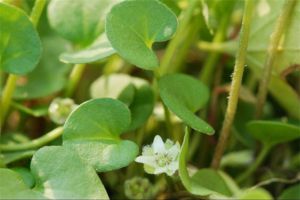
<box><xmin>167</xmin><ymin>143</ymin><xmax>180</xmax><ymax>159</ymax></box>
<box><xmin>153</xmin><ymin>167</ymin><xmax>166</xmax><ymax>175</ymax></box>
<box><xmin>135</xmin><ymin>156</ymin><xmax>156</xmax><ymax>166</ymax></box>
<box><xmin>152</xmin><ymin>135</ymin><xmax>165</xmax><ymax>153</ymax></box>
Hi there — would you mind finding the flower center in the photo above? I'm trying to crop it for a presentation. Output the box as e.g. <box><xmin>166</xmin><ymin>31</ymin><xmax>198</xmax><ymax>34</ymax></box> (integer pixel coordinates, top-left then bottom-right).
<box><xmin>155</xmin><ymin>153</ymin><xmax>173</xmax><ymax>167</ymax></box>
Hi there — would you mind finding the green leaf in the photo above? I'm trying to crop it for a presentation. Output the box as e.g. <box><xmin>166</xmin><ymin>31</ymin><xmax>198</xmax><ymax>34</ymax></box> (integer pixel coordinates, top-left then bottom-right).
<box><xmin>247</xmin><ymin>120</ymin><xmax>300</xmax><ymax>147</ymax></box>
<box><xmin>0</xmin><ymin>3</ymin><xmax>42</xmax><ymax>75</ymax></box>
<box><xmin>11</xmin><ymin>167</ymin><xmax>35</xmax><ymax>188</ymax></box>
<box><xmin>63</xmin><ymin>98</ymin><xmax>139</xmax><ymax>172</ymax></box>
<box><xmin>48</xmin><ymin>0</ymin><xmax>117</xmax><ymax>46</ymax></box>
<box><xmin>158</xmin><ymin>73</ymin><xmax>214</xmax><ymax>134</ymax></box>
<box><xmin>106</xmin><ymin>0</ymin><xmax>177</xmax><ymax>70</ymax></box>
<box><xmin>0</xmin><ymin>146</ymin><xmax>109</xmax><ymax>199</ymax></box>
<box><xmin>59</xmin><ymin>34</ymin><xmax>116</xmax><ymax>64</ymax></box>
<box><xmin>237</xmin><ymin>188</ymin><xmax>273</xmax><ymax>200</ymax></box>
<box><xmin>279</xmin><ymin>184</ymin><xmax>300</xmax><ymax>200</ymax></box>
<box><xmin>90</xmin><ymin>74</ymin><xmax>154</xmax><ymax>131</ymax></box>
<box><xmin>179</xmin><ymin>129</ymin><xmax>234</xmax><ymax>197</ymax></box>
<box><xmin>14</xmin><ymin>37</ymin><xmax>70</xmax><ymax>99</ymax></box>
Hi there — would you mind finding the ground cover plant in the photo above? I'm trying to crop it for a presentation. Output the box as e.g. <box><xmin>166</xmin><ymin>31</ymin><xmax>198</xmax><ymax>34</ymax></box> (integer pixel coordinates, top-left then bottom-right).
<box><xmin>0</xmin><ymin>0</ymin><xmax>299</xmax><ymax>199</ymax></box>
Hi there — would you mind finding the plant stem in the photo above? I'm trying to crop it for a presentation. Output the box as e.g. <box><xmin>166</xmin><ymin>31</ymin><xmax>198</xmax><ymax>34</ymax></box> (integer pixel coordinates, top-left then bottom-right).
<box><xmin>0</xmin><ymin>127</ymin><xmax>63</xmax><ymax>151</ymax></box>
<box><xmin>255</xmin><ymin>0</ymin><xmax>296</xmax><ymax>119</ymax></box>
<box><xmin>159</xmin><ymin>0</ymin><xmax>199</xmax><ymax>75</ymax></box>
<box><xmin>64</xmin><ymin>63</ymin><xmax>86</xmax><ymax>97</ymax></box>
<box><xmin>162</xmin><ymin>102</ymin><xmax>175</xmax><ymax>140</ymax></box>
<box><xmin>199</xmin><ymin>17</ymin><xmax>229</xmax><ymax>86</ymax></box>
<box><xmin>197</xmin><ymin>41</ymin><xmax>236</xmax><ymax>53</ymax></box>
<box><xmin>0</xmin><ymin>74</ymin><xmax>18</xmax><ymax>127</ymax></box>
<box><xmin>30</xmin><ymin>0</ymin><xmax>46</xmax><ymax>27</ymax></box>
<box><xmin>237</xmin><ymin>145</ymin><xmax>271</xmax><ymax>184</ymax></box>
<box><xmin>211</xmin><ymin>0</ymin><xmax>254</xmax><ymax>169</ymax></box>
<box><xmin>0</xmin><ymin>0</ymin><xmax>45</xmax><ymax>129</ymax></box>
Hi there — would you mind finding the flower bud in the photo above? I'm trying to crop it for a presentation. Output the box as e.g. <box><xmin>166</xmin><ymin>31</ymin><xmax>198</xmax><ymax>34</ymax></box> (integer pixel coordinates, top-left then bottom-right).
<box><xmin>48</xmin><ymin>98</ymin><xmax>77</xmax><ymax>124</ymax></box>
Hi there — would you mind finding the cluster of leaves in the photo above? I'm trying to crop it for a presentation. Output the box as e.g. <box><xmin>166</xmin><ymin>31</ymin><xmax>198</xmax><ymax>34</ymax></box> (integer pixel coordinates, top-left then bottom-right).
<box><xmin>0</xmin><ymin>0</ymin><xmax>299</xmax><ymax>199</ymax></box>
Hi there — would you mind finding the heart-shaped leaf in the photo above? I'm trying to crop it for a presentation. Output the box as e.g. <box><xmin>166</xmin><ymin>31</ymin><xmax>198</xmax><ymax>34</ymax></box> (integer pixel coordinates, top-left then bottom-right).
<box><xmin>48</xmin><ymin>0</ymin><xmax>117</xmax><ymax>46</ymax></box>
<box><xmin>179</xmin><ymin>129</ymin><xmax>235</xmax><ymax>197</ymax></box>
<box><xmin>0</xmin><ymin>3</ymin><xmax>42</xmax><ymax>75</ymax></box>
<box><xmin>14</xmin><ymin>37</ymin><xmax>70</xmax><ymax>99</ymax></box>
<box><xmin>159</xmin><ymin>73</ymin><xmax>214</xmax><ymax>134</ymax></box>
<box><xmin>59</xmin><ymin>34</ymin><xmax>116</xmax><ymax>64</ymax></box>
<box><xmin>106</xmin><ymin>0</ymin><xmax>177</xmax><ymax>70</ymax></box>
<box><xmin>63</xmin><ymin>98</ymin><xmax>139</xmax><ymax>172</ymax></box>
<box><xmin>0</xmin><ymin>146</ymin><xmax>108</xmax><ymax>199</ymax></box>
<box><xmin>90</xmin><ymin>74</ymin><xmax>154</xmax><ymax>131</ymax></box>
<box><xmin>247</xmin><ymin>120</ymin><xmax>300</xmax><ymax>147</ymax></box>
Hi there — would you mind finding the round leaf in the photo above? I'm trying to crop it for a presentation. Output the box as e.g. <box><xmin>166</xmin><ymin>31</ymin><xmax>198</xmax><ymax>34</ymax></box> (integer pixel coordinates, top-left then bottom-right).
<box><xmin>48</xmin><ymin>0</ymin><xmax>117</xmax><ymax>46</ymax></box>
<box><xmin>247</xmin><ymin>120</ymin><xmax>300</xmax><ymax>146</ymax></box>
<box><xmin>0</xmin><ymin>3</ymin><xmax>42</xmax><ymax>75</ymax></box>
<box><xmin>0</xmin><ymin>146</ymin><xmax>109</xmax><ymax>199</ymax></box>
<box><xmin>59</xmin><ymin>34</ymin><xmax>116</xmax><ymax>64</ymax></box>
<box><xmin>14</xmin><ymin>37</ymin><xmax>70</xmax><ymax>99</ymax></box>
<box><xmin>90</xmin><ymin>74</ymin><xmax>154</xmax><ymax>131</ymax></box>
<box><xmin>159</xmin><ymin>73</ymin><xmax>214</xmax><ymax>134</ymax></box>
<box><xmin>63</xmin><ymin>98</ymin><xmax>139</xmax><ymax>172</ymax></box>
<box><xmin>106</xmin><ymin>0</ymin><xmax>177</xmax><ymax>69</ymax></box>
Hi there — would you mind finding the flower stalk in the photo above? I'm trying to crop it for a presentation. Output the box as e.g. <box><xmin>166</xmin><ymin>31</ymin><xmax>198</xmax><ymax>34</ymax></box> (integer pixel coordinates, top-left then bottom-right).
<box><xmin>211</xmin><ymin>0</ymin><xmax>254</xmax><ymax>169</ymax></box>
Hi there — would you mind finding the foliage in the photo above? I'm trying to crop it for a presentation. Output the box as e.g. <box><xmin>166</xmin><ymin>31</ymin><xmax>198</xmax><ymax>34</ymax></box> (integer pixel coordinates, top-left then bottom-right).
<box><xmin>0</xmin><ymin>0</ymin><xmax>299</xmax><ymax>199</ymax></box>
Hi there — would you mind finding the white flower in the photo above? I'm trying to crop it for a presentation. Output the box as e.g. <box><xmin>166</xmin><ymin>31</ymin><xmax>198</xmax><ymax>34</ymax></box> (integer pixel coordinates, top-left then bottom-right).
<box><xmin>135</xmin><ymin>135</ymin><xmax>180</xmax><ymax>176</ymax></box>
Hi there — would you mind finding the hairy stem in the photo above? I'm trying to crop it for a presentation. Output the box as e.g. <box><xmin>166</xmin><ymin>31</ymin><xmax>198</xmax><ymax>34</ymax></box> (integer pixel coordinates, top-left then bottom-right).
<box><xmin>211</xmin><ymin>0</ymin><xmax>254</xmax><ymax>169</ymax></box>
<box><xmin>64</xmin><ymin>63</ymin><xmax>86</xmax><ymax>97</ymax></box>
<box><xmin>255</xmin><ymin>0</ymin><xmax>296</xmax><ymax>118</ymax></box>
<box><xmin>0</xmin><ymin>127</ymin><xmax>63</xmax><ymax>151</ymax></box>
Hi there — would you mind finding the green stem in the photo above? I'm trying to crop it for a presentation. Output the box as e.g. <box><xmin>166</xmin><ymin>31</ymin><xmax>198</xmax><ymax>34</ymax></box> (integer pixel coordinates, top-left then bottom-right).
<box><xmin>64</xmin><ymin>63</ymin><xmax>86</xmax><ymax>97</ymax></box>
<box><xmin>255</xmin><ymin>0</ymin><xmax>296</xmax><ymax>119</ymax></box>
<box><xmin>211</xmin><ymin>0</ymin><xmax>254</xmax><ymax>169</ymax></box>
<box><xmin>0</xmin><ymin>74</ymin><xmax>17</xmax><ymax>127</ymax></box>
<box><xmin>197</xmin><ymin>41</ymin><xmax>236</xmax><ymax>53</ymax></box>
<box><xmin>199</xmin><ymin>17</ymin><xmax>229</xmax><ymax>85</ymax></box>
<box><xmin>159</xmin><ymin>0</ymin><xmax>199</xmax><ymax>75</ymax></box>
<box><xmin>0</xmin><ymin>127</ymin><xmax>63</xmax><ymax>152</ymax></box>
<box><xmin>162</xmin><ymin>102</ymin><xmax>175</xmax><ymax>140</ymax></box>
<box><xmin>237</xmin><ymin>145</ymin><xmax>271</xmax><ymax>184</ymax></box>
<box><xmin>30</xmin><ymin>0</ymin><xmax>46</xmax><ymax>27</ymax></box>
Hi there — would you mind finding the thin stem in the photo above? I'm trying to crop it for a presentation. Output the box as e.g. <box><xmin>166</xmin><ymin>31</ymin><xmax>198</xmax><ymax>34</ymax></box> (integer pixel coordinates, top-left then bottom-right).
<box><xmin>159</xmin><ymin>0</ymin><xmax>199</xmax><ymax>75</ymax></box>
<box><xmin>0</xmin><ymin>74</ymin><xmax>17</xmax><ymax>127</ymax></box>
<box><xmin>0</xmin><ymin>127</ymin><xmax>63</xmax><ymax>151</ymax></box>
<box><xmin>64</xmin><ymin>64</ymin><xmax>86</xmax><ymax>97</ymax></box>
<box><xmin>30</xmin><ymin>0</ymin><xmax>46</xmax><ymax>27</ymax></box>
<box><xmin>211</xmin><ymin>0</ymin><xmax>254</xmax><ymax>169</ymax></box>
<box><xmin>255</xmin><ymin>0</ymin><xmax>296</xmax><ymax>118</ymax></box>
<box><xmin>197</xmin><ymin>41</ymin><xmax>236</xmax><ymax>53</ymax></box>
<box><xmin>199</xmin><ymin>17</ymin><xmax>229</xmax><ymax>85</ymax></box>
<box><xmin>237</xmin><ymin>145</ymin><xmax>271</xmax><ymax>184</ymax></box>
<box><xmin>162</xmin><ymin>102</ymin><xmax>175</xmax><ymax>140</ymax></box>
